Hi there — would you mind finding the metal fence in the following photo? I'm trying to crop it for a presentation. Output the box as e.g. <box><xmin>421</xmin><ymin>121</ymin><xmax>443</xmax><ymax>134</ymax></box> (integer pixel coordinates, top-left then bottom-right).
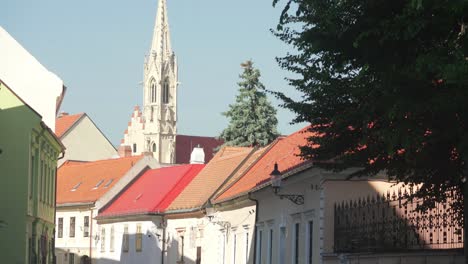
<box><xmin>334</xmin><ymin>187</ymin><xmax>463</xmax><ymax>253</ymax></box>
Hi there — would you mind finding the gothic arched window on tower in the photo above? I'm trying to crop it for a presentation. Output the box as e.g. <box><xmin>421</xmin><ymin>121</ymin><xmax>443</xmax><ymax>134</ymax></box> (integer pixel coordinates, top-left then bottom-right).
<box><xmin>150</xmin><ymin>79</ymin><xmax>157</xmax><ymax>103</ymax></box>
<box><xmin>152</xmin><ymin>143</ymin><xmax>156</xmax><ymax>152</ymax></box>
<box><xmin>162</xmin><ymin>78</ymin><xmax>170</xmax><ymax>104</ymax></box>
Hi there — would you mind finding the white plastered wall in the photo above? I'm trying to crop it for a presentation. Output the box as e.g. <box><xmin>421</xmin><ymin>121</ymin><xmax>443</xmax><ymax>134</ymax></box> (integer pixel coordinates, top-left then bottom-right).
<box><xmin>252</xmin><ymin>167</ymin><xmax>323</xmax><ymax>264</ymax></box>
<box><xmin>60</xmin><ymin>115</ymin><xmax>117</xmax><ymax>165</ymax></box>
<box><xmin>0</xmin><ymin>26</ymin><xmax>64</xmax><ymax>130</ymax></box>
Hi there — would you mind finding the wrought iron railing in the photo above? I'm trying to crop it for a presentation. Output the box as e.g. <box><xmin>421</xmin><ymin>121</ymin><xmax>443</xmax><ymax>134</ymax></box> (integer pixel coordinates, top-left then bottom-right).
<box><xmin>334</xmin><ymin>187</ymin><xmax>463</xmax><ymax>253</ymax></box>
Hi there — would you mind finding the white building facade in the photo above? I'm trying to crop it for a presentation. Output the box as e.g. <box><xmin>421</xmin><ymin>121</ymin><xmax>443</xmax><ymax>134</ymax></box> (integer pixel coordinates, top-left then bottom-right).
<box><xmin>121</xmin><ymin>0</ymin><xmax>178</xmax><ymax>164</ymax></box>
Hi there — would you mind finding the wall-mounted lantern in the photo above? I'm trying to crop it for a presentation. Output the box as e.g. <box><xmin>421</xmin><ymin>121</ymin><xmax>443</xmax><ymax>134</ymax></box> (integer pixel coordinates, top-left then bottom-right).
<box><xmin>270</xmin><ymin>162</ymin><xmax>305</xmax><ymax>205</ymax></box>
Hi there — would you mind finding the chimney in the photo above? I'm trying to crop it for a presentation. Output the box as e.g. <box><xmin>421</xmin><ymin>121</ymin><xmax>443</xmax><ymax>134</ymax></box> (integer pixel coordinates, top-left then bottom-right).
<box><xmin>118</xmin><ymin>145</ymin><xmax>132</xmax><ymax>157</ymax></box>
<box><xmin>58</xmin><ymin>112</ymin><xmax>69</xmax><ymax>118</ymax></box>
<box><xmin>190</xmin><ymin>144</ymin><xmax>205</xmax><ymax>164</ymax></box>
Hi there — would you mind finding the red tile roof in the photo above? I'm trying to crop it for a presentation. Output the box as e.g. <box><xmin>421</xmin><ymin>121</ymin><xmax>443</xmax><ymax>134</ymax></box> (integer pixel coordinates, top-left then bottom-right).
<box><xmin>214</xmin><ymin>126</ymin><xmax>314</xmax><ymax>203</ymax></box>
<box><xmin>167</xmin><ymin>147</ymin><xmax>254</xmax><ymax>211</ymax></box>
<box><xmin>55</xmin><ymin>113</ymin><xmax>84</xmax><ymax>137</ymax></box>
<box><xmin>175</xmin><ymin>135</ymin><xmax>223</xmax><ymax>164</ymax></box>
<box><xmin>57</xmin><ymin>156</ymin><xmax>143</xmax><ymax>205</ymax></box>
<box><xmin>98</xmin><ymin>164</ymin><xmax>205</xmax><ymax>218</ymax></box>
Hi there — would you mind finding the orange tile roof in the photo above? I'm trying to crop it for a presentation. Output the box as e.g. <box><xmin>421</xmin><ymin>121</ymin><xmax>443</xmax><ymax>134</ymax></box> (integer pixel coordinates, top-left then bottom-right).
<box><xmin>55</xmin><ymin>113</ymin><xmax>84</xmax><ymax>137</ymax></box>
<box><xmin>57</xmin><ymin>155</ymin><xmax>143</xmax><ymax>205</ymax></box>
<box><xmin>214</xmin><ymin>126</ymin><xmax>314</xmax><ymax>203</ymax></box>
<box><xmin>211</xmin><ymin>147</ymin><xmax>268</xmax><ymax>200</ymax></box>
<box><xmin>166</xmin><ymin>146</ymin><xmax>254</xmax><ymax>211</ymax></box>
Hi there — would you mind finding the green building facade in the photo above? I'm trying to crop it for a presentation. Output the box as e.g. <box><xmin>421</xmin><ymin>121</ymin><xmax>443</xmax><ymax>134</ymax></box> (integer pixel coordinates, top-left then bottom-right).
<box><xmin>0</xmin><ymin>80</ymin><xmax>64</xmax><ymax>264</ymax></box>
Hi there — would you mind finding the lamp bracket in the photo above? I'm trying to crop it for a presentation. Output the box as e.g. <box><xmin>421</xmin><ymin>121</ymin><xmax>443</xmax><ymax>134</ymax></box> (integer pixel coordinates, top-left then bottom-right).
<box><xmin>277</xmin><ymin>194</ymin><xmax>305</xmax><ymax>205</ymax></box>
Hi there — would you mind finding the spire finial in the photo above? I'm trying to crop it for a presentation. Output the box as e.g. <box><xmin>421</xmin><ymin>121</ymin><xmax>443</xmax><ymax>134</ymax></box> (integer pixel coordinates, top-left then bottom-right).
<box><xmin>150</xmin><ymin>0</ymin><xmax>172</xmax><ymax>60</ymax></box>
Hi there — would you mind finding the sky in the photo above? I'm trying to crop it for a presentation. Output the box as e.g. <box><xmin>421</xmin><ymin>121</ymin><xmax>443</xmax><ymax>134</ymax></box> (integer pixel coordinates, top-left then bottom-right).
<box><xmin>3</xmin><ymin>0</ymin><xmax>305</xmax><ymax>145</ymax></box>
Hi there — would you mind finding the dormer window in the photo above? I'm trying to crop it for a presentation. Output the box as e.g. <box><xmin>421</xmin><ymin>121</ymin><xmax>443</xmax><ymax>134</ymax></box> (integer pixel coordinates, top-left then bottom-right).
<box><xmin>71</xmin><ymin>182</ymin><xmax>81</xmax><ymax>192</ymax></box>
<box><xmin>104</xmin><ymin>179</ymin><xmax>114</xmax><ymax>188</ymax></box>
<box><xmin>162</xmin><ymin>78</ymin><xmax>169</xmax><ymax>104</ymax></box>
<box><xmin>93</xmin><ymin>179</ymin><xmax>104</xmax><ymax>189</ymax></box>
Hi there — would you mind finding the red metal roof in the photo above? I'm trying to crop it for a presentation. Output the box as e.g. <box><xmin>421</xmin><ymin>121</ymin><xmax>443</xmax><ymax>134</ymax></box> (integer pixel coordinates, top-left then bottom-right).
<box><xmin>98</xmin><ymin>164</ymin><xmax>205</xmax><ymax>218</ymax></box>
<box><xmin>175</xmin><ymin>135</ymin><xmax>223</xmax><ymax>164</ymax></box>
<box><xmin>214</xmin><ymin>126</ymin><xmax>314</xmax><ymax>203</ymax></box>
<box><xmin>55</xmin><ymin>113</ymin><xmax>84</xmax><ymax>137</ymax></box>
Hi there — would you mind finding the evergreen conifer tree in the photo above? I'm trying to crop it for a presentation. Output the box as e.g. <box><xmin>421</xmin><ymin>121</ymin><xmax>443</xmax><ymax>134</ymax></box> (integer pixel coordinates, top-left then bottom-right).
<box><xmin>219</xmin><ymin>60</ymin><xmax>279</xmax><ymax>147</ymax></box>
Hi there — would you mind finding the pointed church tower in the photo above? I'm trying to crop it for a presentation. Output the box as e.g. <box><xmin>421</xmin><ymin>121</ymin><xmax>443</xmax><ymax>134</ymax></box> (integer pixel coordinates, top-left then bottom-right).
<box><xmin>121</xmin><ymin>0</ymin><xmax>178</xmax><ymax>163</ymax></box>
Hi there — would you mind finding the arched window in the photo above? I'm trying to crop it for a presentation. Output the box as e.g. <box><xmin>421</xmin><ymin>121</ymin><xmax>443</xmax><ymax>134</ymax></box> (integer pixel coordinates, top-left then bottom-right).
<box><xmin>162</xmin><ymin>78</ymin><xmax>169</xmax><ymax>104</ymax></box>
<box><xmin>150</xmin><ymin>79</ymin><xmax>156</xmax><ymax>103</ymax></box>
<box><xmin>152</xmin><ymin>143</ymin><xmax>156</xmax><ymax>152</ymax></box>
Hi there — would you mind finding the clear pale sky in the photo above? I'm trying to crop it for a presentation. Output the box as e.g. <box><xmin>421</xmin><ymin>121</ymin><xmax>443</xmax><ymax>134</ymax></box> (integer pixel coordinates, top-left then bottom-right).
<box><xmin>3</xmin><ymin>0</ymin><xmax>305</xmax><ymax>145</ymax></box>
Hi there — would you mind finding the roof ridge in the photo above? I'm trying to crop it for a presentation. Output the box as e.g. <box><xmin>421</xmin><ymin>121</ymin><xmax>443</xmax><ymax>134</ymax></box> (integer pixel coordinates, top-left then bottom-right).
<box><xmin>151</xmin><ymin>164</ymin><xmax>196</xmax><ymax>212</ymax></box>
<box><xmin>61</xmin><ymin>155</ymin><xmax>143</xmax><ymax>167</ymax></box>
<box><xmin>212</xmin><ymin>139</ymin><xmax>282</xmax><ymax>203</ymax></box>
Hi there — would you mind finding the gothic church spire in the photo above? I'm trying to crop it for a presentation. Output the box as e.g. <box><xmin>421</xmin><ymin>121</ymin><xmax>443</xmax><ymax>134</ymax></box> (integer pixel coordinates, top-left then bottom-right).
<box><xmin>151</xmin><ymin>0</ymin><xmax>172</xmax><ymax>60</ymax></box>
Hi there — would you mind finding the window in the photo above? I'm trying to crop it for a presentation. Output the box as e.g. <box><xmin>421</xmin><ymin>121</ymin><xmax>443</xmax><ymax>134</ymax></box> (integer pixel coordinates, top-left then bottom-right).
<box><xmin>293</xmin><ymin>223</ymin><xmax>299</xmax><ymax>264</ymax></box>
<box><xmin>110</xmin><ymin>225</ymin><xmax>115</xmax><ymax>252</ymax></box>
<box><xmin>196</xmin><ymin>246</ymin><xmax>202</xmax><ymax>264</ymax></box>
<box><xmin>123</xmin><ymin>225</ymin><xmax>129</xmax><ymax>252</ymax></box>
<box><xmin>29</xmin><ymin>152</ymin><xmax>35</xmax><ymax>198</ymax></box>
<box><xmin>104</xmin><ymin>179</ymin><xmax>114</xmax><ymax>188</ymax></box>
<box><xmin>39</xmin><ymin>159</ymin><xmax>43</xmax><ymax>201</ymax></box>
<box><xmin>279</xmin><ymin>227</ymin><xmax>286</xmax><ymax>264</ymax></box>
<box><xmin>71</xmin><ymin>182</ymin><xmax>81</xmax><ymax>192</ymax></box>
<box><xmin>69</xmin><ymin>253</ymin><xmax>75</xmax><ymax>264</ymax></box>
<box><xmin>162</xmin><ymin>79</ymin><xmax>169</xmax><ymax>104</ymax></box>
<box><xmin>245</xmin><ymin>232</ymin><xmax>249</xmax><ymax>263</ymax></box>
<box><xmin>133</xmin><ymin>143</ymin><xmax>137</xmax><ymax>153</ymax></box>
<box><xmin>69</xmin><ymin>217</ymin><xmax>75</xmax><ymax>238</ymax></box>
<box><xmin>152</xmin><ymin>143</ymin><xmax>156</xmax><ymax>152</ymax></box>
<box><xmin>255</xmin><ymin>230</ymin><xmax>262</xmax><ymax>264</ymax></box>
<box><xmin>136</xmin><ymin>224</ymin><xmax>142</xmax><ymax>252</ymax></box>
<box><xmin>93</xmin><ymin>179</ymin><xmax>104</xmax><ymax>189</ymax></box>
<box><xmin>100</xmin><ymin>227</ymin><xmax>106</xmax><ymax>252</ymax></box>
<box><xmin>307</xmin><ymin>221</ymin><xmax>313</xmax><ymax>264</ymax></box>
<box><xmin>232</xmin><ymin>234</ymin><xmax>237</xmax><ymax>264</ymax></box>
<box><xmin>150</xmin><ymin>79</ymin><xmax>156</xmax><ymax>103</ymax></box>
<box><xmin>178</xmin><ymin>235</ymin><xmax>185</xmax><ymax>261</ymax></box>
<box><xmin>83</xmin><ymin>216</ymin><xmax>89</xmax><ymax>237</ymax></box>
<box><xmin>268</xmin><ymin>229</ymin><xmax>273</xmax><ymax>264</ymax></box>
<box><xmin>58</xmin><ymin>218</ymin><xmax>63</xmax><ymax>238</ymax></box>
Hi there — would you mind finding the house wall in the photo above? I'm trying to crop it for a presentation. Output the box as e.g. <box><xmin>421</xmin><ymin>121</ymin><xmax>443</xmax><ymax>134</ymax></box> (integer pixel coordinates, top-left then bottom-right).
<box><xmin>55</xmin><ymin>208</ymin><xmax>98</xmax><ymax>264</ymax></box>
<box><xmin>322</xmin><ymin>250</ymin><xmax>464</xmax><ymax>264</ymax></box>
<box><xmin>95</xmin><ymin>218</ymin><xmax>163</xmax><ymax>264</ymax></box>
<box><xmin>252</xmin><ymin>167</ymin><xmax>323</xmax><ymax>264</ymax></box>
<box><xmin>0</xmin><ymin>27</ymin><xmax>64</xmax><ymax>129</ymax></box>
<box><xmin>321</xmin><ymin>179</ymin><xmax>402</xmax><ymax>254</ymax></box>
<box><xmin>0</xmin><ymin>82</ymin><xmax>62</xmax><ymax>264</ymax></box>
<box><xmin>60</xmin><ymin>116</ymin><xmax>117</xmax><ymax>166</ymax></box>
<box><xmin>163</xmin><ymin>202</ymin><xmax>256</xmax><ymax>264</ymax></box>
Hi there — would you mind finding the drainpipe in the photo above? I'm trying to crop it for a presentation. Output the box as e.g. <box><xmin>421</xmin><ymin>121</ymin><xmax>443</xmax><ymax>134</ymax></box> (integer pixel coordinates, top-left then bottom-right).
<box><xmin>53</xmin><ymin>151</ymin><xmax>65</xmax><ymax>264</ymax></box>
<box><xmin>248</xmin><ymin>193</ymin><xmax>259</xmax><ymax>264</ymax></box>
<box><xmin>161</xmin><ymin>216</ymin><xmax>166</xmax><ymax>264</ymax></box>
<box><xmin>89</xmin><ymin>210</ymin><xmax>93</xmax><ymax>262</ymax></box>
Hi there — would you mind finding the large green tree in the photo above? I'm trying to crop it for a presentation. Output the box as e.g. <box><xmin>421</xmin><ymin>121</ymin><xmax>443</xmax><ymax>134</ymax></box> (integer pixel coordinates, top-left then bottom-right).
<box><xmin>219</xmin><ymin>60</ymin><xmax>279</xmax><ymax>147</ymax></box>
<box><xmin>272</xmin><ymin>0</ymin><xmax>468</xmax><ymax>212</ymax></box>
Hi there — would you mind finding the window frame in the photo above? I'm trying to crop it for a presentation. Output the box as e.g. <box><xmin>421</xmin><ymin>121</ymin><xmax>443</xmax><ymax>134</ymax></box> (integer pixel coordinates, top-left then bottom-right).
<box><xmin>69</xmin><ymin>217</ymin><xmax>75</xmax><ymax>238</ymax></box>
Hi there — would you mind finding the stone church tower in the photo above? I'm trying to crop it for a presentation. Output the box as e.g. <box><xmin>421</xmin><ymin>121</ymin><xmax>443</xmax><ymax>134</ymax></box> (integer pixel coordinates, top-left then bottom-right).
<box><xmin>121</xmin><ymin>0</ymin><xmax>178</xmax><ymax>163</ymax></box>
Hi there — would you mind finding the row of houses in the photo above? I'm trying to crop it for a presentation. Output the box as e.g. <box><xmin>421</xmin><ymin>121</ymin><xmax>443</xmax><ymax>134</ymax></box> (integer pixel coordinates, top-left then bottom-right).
<box><xmin>54</xmin><ymin>125</ymin><xmax>465</xmax><ymax>264</ymax></box>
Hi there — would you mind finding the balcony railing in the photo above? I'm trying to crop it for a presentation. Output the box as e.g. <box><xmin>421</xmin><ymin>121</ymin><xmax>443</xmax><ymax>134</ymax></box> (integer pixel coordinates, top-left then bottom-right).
<box><xmin>334</xmin><ymin>187</ymin><xmax>463</xmax><ymax>253</ymax></box>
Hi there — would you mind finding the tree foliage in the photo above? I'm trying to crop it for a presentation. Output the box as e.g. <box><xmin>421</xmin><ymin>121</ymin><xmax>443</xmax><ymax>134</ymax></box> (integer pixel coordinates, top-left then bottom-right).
<box><xmin>272</xmin><ymin>0</ymin><xmax>468</xmax><ymax>211</ymax></box>
<box><xmin>219</xmin><ymin>60</ymin><xmax>279</xmax><ymax>147</ymax></box>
